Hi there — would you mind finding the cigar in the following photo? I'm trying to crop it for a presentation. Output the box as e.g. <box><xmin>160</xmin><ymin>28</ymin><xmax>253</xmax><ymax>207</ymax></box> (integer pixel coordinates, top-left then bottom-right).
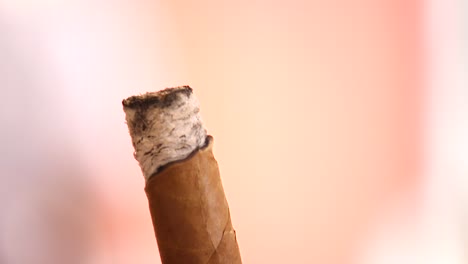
<box><xmin>122</xmin><ymin>86</ymin><xmax>242</xmax><ymax>264</ymax></box>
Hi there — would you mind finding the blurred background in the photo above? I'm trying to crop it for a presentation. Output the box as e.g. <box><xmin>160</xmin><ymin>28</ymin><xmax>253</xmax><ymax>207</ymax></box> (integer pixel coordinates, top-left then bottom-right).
<box><xmin>0</xmin><ymin>0</ymin><xmax>466</xmax><ymax>263</ymax></box>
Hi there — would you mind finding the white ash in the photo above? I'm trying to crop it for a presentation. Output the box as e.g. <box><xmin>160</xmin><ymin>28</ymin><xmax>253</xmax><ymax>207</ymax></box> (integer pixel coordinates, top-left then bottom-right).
<box><xmin>123</xmin><ymin>86</ymin><xmax>207</xmax><ymax>181</ymax></box>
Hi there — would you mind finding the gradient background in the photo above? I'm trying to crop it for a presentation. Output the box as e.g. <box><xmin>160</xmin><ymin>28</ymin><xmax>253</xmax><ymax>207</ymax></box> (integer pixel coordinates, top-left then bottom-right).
<box><xmin>0</xmin><ymin>0</ymin><xmax>466</xmax><ymax>263</ymax></box>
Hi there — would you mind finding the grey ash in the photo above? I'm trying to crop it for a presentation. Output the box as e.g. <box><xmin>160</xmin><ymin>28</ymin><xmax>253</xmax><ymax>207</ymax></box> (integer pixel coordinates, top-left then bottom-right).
<box><xmin>122</xmin><ymin>86</ymin><xmax>193</xmax><ymax>110</ymax></box>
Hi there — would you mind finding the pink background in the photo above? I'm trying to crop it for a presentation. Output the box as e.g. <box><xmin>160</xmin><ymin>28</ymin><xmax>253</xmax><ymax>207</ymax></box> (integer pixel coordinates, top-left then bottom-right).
<box><xmin>0</xmin><ymin>0</ymin><xmax>466</xmax><ymax>263</ymax></box>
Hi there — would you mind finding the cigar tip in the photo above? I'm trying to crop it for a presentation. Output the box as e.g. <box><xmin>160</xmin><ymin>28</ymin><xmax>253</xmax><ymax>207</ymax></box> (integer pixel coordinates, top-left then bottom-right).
<box><xmin>122</xmin><ymin>85</ymin><xmax>207</xmax><ymax>181</ymax></box>
<box><xmin>122</xmin><ymin>86</ymin><xmax>193</xmax><ymax>109</ymax></box>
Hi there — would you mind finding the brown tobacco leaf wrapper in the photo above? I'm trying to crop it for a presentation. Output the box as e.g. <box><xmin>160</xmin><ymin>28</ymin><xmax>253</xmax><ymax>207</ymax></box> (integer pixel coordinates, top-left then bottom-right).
<box><xmin>123</xmin><ymin>87</ymin><xmax>241</xmax><ymax>263</ymax></box>
<box><xmin>145</xmin><ymin>136</ymin><xmax>242</xmax><ymax>264</ymax></box>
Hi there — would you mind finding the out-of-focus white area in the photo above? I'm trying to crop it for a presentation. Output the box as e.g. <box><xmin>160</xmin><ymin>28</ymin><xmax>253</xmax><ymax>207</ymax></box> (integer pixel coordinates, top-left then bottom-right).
<box><xmin>0</xmin><ymin>1</ymin><xmax>180</xmax><ymax>263</ymax></box>
<box><xmin>359</xmin><ymin>0</ymin><xmax>468</xmax><ymax>263</ymax></box>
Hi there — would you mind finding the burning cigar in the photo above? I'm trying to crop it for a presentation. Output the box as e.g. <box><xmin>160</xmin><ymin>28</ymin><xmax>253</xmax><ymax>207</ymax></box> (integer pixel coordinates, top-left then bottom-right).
<box><xmin>122</xmin><ymin>86</ymin><xmax>242</xmax><ymax>264</ymax></box>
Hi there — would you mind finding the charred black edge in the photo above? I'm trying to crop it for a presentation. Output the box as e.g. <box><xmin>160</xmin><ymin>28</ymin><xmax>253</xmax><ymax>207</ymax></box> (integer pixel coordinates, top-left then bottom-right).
<box><xmin>122</xmin><ymin>86</ymin><xmax>193</xmax><ymax>110</ymax></box>
<box><xmin>146</xmin><ymin>135</ymin><xmax>212</xmax><ymax>182</ymax></box>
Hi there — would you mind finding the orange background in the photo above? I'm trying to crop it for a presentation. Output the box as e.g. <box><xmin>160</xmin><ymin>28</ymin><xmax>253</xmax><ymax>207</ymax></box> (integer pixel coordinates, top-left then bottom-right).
<box><xmin>140</xmin><ymin>1</ymin><xmax>422</xmax><ymax>263</ymax></box>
